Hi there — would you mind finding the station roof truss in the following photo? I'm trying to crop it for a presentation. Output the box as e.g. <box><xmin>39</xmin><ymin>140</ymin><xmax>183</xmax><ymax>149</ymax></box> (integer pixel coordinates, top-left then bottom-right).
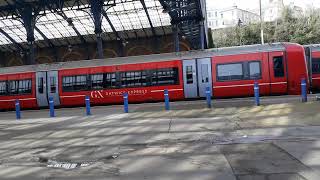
<box><xmin>0</xmin><ymin>0</ymin><xmax>206</xmax><ymax>52</ymax></box>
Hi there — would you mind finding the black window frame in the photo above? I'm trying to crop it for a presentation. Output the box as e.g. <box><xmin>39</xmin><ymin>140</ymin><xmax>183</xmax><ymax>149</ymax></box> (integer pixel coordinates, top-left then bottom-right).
<box><xmin>1</xmin><ymin>79</ymin><xmax>33</xmax><ymax>96</ymax></box>
<box><xmin>50</xmin><ymin>76</ymin><xmax>57</xmax><ymax>93</ymax></box>
<box><xmin>61</xmin><ymin>67</ymin><xmax>180</xmax><ymax>92</ymax></box>
<box><xmin>273</xmin><ymin>56</ymin><xmax>285</xmax><ymax>78</ymax></box>
<box><xmin>312</xmin><ymin>58</ymin><xmax>320</xmax><ymax>74</ymax></box>
<box><xmin>248</xmin><ymin>61</ymin><xmax>262</xmax><ymax>80</ymax></box>
<box><xmin>62</xmin><ymin>75</ymin><xmax>88</xmax><ymax>92</ymax></box>
<box><xmin>217</xmin><ymin>61</ymin><xmax>262</xmax><ymax>82</ymax></box>
<box><xmin>0</xmin><ymin>81</ymin><xmax>7</xmax><ymax>96</ymax></box>
<box><xmin>90</xmin><ymin>73</ymin><xmax>104</xmax><ymax>90</ymax></box>
<box><xmin>216</xmin><ymin>62</ymin><xmax>245</xmax><ymax>82</ymax></box>
<box><xmin>151</xmin><ymin>68</ymin><xmax>179</xmax><ymax>86</ymax></box>
<box><xmin>18</xmin><ymin>79</ymin><xmax>32</xmax><ymax>94</ymax></box>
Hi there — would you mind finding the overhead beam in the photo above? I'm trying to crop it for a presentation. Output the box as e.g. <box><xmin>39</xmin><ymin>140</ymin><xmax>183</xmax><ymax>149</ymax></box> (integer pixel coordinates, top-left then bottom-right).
<box><xmin>101</xmin><ymin>9</ymin><xmax>122</xmax><ymax>40</ymax></box>
<box><xmin>35</xmin><ymin>26</ymin><xmax>55</xmax><ymax>48</ymax></box>
<box><xmin>0</xmin><ymin>28</ymin><xmax>24</xmax><ymax>51</ymax></box>
<box><xmin>89</xmin><ymin>0</ymin><xmax>104</xmax><ymax>59</ymax></box>
<box><xmin>58</xmin><ymin>11</ymin><xmax>87</xmax><ymax>44</ymax></box>
<box><xmin>140</xmin><ymin>0</ymin><xmax>156</xmax><ymax>36</ymax></box>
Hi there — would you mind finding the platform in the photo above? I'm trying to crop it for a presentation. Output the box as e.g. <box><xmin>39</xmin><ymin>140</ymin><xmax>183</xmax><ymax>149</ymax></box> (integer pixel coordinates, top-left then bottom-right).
<box><xmin>0</xmin><ymin>95</ymin><xmax>320</xmax><ymax>180</ymax></box>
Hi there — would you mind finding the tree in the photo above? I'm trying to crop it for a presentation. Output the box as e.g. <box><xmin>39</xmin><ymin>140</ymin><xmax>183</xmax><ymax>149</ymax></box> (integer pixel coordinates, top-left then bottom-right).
<box><xmin>209</xmin><ymin>6</ymin><xmax>320</xmax><ymax>47</ymax></box>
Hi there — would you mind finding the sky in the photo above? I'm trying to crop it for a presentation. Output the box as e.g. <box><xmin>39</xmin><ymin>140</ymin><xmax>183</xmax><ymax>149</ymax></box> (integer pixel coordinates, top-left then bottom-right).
<box><xmin>206</xmin><ymin>0</ymin><xmax>320</xmax><ymax>10</ymax></box>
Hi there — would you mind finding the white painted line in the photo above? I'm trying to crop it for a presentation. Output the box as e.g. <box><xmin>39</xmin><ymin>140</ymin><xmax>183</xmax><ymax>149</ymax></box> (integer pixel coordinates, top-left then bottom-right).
<box><xmin>60</xmin><ymin>95</ymin><xmax>86</xmax><ymax>98</ymax></box>
<box><xmin>270</xmin><ymin>82</ymin><xmax>288</xmax><ymax>85</ymax></box>
<box><xmin>151</xmin><ymin>89</ymin><xmax>183</xmax><ymax>93</ymax></box>
<box><xmin>0</xmin><ymin>98</ymin><xmax>36</xmax><ymax>102</ymax></box>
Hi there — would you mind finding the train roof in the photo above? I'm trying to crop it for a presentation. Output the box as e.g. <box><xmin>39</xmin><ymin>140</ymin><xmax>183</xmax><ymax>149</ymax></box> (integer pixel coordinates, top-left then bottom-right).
<box><xmin>305</xmin><ymin>44</ymin><xmax>320</xmax><ymax>51</ymax></box>
<box><xmin>0</xmin><ymin>42</ymin><xmax>292</xmax><ymax>75</ymax></box>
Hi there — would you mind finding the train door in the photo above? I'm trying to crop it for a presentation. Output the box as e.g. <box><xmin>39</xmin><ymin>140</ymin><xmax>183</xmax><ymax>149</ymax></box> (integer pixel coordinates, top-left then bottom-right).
<box><xmin>197</xmin><ymin>58</ymin><xmax>212</xmax><ymax>97</ymax></box>
<box><xmin>268</xmin><ymin>51</ymin><xmax>288</xmax><ymax>95</ymax></box>
<box><xmin>47</xmin><ymin>71</ymin><xmax>60</xmax><ymax>106</ymax></box>
<box><xmin>36</xmin><ymin>72</ymin><xmax>48</xmax><ymax>107</ymax></box>
<box><xmin>183</xmin><ymin>58</ymin><xmax>212</xmax><ymax>98</ymax></box>
<box><xmin>183</xmin><ymin>60</ymin><xmax>198</xmax><ymax>98</ymax></box>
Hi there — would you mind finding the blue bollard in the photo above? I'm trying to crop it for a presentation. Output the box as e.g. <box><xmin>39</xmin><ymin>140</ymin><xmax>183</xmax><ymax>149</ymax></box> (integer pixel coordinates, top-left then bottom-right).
<box><xmin>123</xmin><ymin>92</ymin><xmax>129</xmax><ymax>113</ymax></box>
<box><xmin>49</xmin><ymin>97</ymin><xmax>55</xmax><ymax>117</ymax></box>
<box><xmin>254</xmin><ymin>82</ymin><xmax>260</xmax><ymax>106</ymax></box>
<box><xmin>164</xmin><ymin>89</ymin><xmax>170</xmax><ymax>111</ymax></box>
<box><xmin>85</xmin><ymin>95</ymin><xmax>91</xmax><ymax>116</ymax></box>
<box><xmin>301</xmin><ymin>78</ymin><xmax>307</xmax><ymax>102</ymax></box>
<box><xmin>15</xmin><ymin>99</ymin><xmax>21</xmax><ymax>120</ymax></box>
<box><xmin>206</xmin><ymin>87</ymin><xmax>212</xmax><ymax>108</ymax></box>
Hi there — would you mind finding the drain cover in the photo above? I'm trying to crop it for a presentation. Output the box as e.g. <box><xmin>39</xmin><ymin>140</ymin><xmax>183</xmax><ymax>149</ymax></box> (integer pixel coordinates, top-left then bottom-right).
<box><xmin>39</xmin><ymin>157</ymin><xmax>91</xmax><ymax>170</ymax></box>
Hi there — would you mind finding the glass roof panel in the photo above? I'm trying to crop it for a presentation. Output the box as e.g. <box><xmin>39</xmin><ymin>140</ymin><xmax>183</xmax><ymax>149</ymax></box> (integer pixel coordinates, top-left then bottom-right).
<box><xmin>0</xmin><ymin>0</ymin><xmax>172</xmax><ymax>46</ymax></box>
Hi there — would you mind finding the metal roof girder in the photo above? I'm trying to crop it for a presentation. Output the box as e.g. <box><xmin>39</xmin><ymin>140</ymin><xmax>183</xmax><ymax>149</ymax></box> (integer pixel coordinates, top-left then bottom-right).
<box><xmin>0</xmin><ymin>28</ymin><xmax>24</xmax><ymax>51</ymax></box>
<box><xmin>140</xmin><ymin>0</ymin><xmax>156</xmax><ymax>36</ymax></box>
<box><xmin>101</xmin><ymin>9</ymin><xmax>123</xmax><ymax>41</ymax></box>
<box><xmin>59</xmin><ymin>11</ymin><xmax>87</xmax><ymax>45</ymax></box>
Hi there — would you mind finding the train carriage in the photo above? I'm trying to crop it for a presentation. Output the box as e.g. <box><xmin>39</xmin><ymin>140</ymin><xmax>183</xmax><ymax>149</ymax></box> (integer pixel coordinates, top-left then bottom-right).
<box><xmin>305</xmin><ymin>44</ymin><xmax>320</xmax><ymax>91</ymax></box>
<box><xmin>0</xmin><ymin>42</ymin><xmax>309</xmax><ymax>110</ymax></box>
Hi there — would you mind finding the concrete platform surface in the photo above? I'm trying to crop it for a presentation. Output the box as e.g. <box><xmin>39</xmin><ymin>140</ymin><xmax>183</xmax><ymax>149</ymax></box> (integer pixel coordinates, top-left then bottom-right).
<box><xmin>0</xmin><ymin>96</ymin><xmax>320</xmax><ymax>180</ymax></box>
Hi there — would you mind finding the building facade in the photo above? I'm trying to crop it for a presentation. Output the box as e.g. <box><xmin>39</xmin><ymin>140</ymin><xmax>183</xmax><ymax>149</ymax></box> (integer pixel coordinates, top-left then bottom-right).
<box><xmin>207</xmin><ymin>6</ymin><xmax>260</xmax><ymax>29</ymax></box>
<box><xmin>261</xmin><ymin>0</ymin><xmax>284</xmax><ymax>21</ymax></box>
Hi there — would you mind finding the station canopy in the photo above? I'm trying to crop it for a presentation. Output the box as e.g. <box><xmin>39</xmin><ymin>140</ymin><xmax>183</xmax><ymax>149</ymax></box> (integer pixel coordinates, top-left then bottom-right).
<box><xmin>0</xmin><ymin>0</ymin><xmax>206</xmax><ymax>52</ymax></box>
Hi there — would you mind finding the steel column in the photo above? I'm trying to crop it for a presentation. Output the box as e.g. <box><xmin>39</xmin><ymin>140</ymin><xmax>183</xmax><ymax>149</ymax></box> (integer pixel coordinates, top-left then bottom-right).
<box><xmin>173</xmin><ymin>25</ymin><xmax>180</xmax><ymax>52</ymax></box>
<box><xmin>90</xmin><ymin>0</ymin><xmax>104</xmax><ymax>59</ymax></box>
<box><xmin>18</xmin><ymin>5</ymin><xmax>37</xmax><ymax>65</ymax></box>
<box><xmin>199</xmin><ymin>21</ymin><xmax>205</xmax><ymax>50</ymax></box>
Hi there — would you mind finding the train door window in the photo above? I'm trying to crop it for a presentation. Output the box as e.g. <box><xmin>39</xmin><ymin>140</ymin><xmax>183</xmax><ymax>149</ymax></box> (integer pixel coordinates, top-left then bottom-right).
<box><xmin>312</xmin><ymin>58</ymin><xmax>320</xmax><ymax>74</ymax></box>
<box><xmin>38</xmin><ymin>77</ymin><xmax>44</xmax><ymax>93</ymax></box>
<box><xmin>9</xmin><ymin>80</ymin><xmax>19</xmax><ymax>94</ymax></box>
<box><xmin>273</xmin><ymin>56</ymin><xmax>285</xmax><ymax>77</ymax></box>
<box><xmin>18</xmin><ymin>79</ymin><xmax>32</xmax><ymax>94</ymax></box>
<box><xmin>249</xmin><ymin>61</ymin><xmax>262</xmax><ymax>79</ymax></box>
<box><xmin>186</xmin><ymin>66</ymin><xmax>193</xmax><ymax>84</ymax></box>
<box><xmin>0</xmin><ymin>81</ymin><xmax>7</xmax><ymax>96</ymax></box>
<box><xmin>105</xmin><ymin>73</ymin><xmax>117</xmax><ymax>88</ymax></box>
<box><xmin>217</xmin><ymin>63</ymin><xmax>244</xmax><ymax>81</ymax></box>
<box><xmin>74</xmin><ymin>75</ymin><xmax>88</xmax><ymax>91</ymax></box>
<box><xmin>201</xmin><ymin>64</ymin><xmax>209</xmax><ymax>83</ymax></box>
<box><xmin>62</xmin><ymin>76</ymin><xmax>74</xmax><ymax>92</ymax></box>
<box><xmin>91</xmin><ymin>74</ymin><xmax>103</xmax><ymax>90</ymax></box>
<box><xmin>50</xmin><ymin>77</ymin><xmax>56</xmax><ymax>93</ymax></box>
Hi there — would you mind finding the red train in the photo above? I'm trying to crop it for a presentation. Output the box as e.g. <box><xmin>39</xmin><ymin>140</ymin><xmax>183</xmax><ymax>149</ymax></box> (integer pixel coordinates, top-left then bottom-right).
<box><xmin>305</xmin><ymin>44</ymin><xmax>320</xmax><ymax>91</ymax></box>
<box><xmin>0</xmin><ymin>43</ymin><xmax>315</xmax><ymax>110</ymax></box>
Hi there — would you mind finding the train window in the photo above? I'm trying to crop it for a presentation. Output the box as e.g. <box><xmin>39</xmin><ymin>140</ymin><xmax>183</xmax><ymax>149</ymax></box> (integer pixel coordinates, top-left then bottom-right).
<box><xmin>7</xmin><ymin>79</ymin><xmax>32</xmax><ymax>95</ymax></box>
<box><xmin>185</xmin><ymin>66</ymin><xmax>193</xmax><ymax>84</ymax></box>
<box><xmin>121</xmin><ymin>71</ymin><xmax>147</xmax><ymax>87</ymax></box>
<box><xmin>105</xmin><ymin>73</ymin><xmax>117</xmax><ymax>88</ymax></box>
<box><xmin>38</xmin><ymin>77</ymin><xmax>44</xmax><ymax>94</ymax></box>
<box><xmin>312</xmin><ymin>58</ymin><xmax>320</xmax><ymax>74</ymax></box>
<box><xmin>50</xmin><ymin>77</ymin><xmax>56</xmax><ymax>93</ymax></box>
<box><xmin>152</xmin><ymin>68</ymin><xmax>179</xmax><ymax>86</ymax></box>
<box><xmin>249</xmin><ymin>61</ymin><xmax>262</xmax><ymax>79</ymax></box>
<box><xmin>74</xmin><ymin>75</ymin><xmax>88</xmax><ymax>91</ymax></box>
<box><xmin>201</xmin><ymin>64</ymin><xmax>209</xmax><ymax>83</ymax></box>
<box><xmin>217</xmin><ymin>63</ymin><xmax>244</xmax><ymax>81</ymax></box>
<box><xmin>9</xmin><ymin>80</ymin><xmax>19</xmax><ymax>94</ymax></box>
<box><xmin>273</xmin><ymin>56</ymin><xmax>285</xmax><ymax>77</ymax></box>
<box><xmin>62</xmin><ymin>75</ymin><xmax>88</xmax><ymax>92</ymax></box>
<box><xmin>0</xmin><ymin>81</ymin><xmax>7</xmax><ymax>96</ymax></box>
<box><xmin>91</xmin><ymin>74</ymin><xmax>104</xmax><ymax>90</ymax></box>
<box><xmin>62</xmin><ymin>76</ymin><xmax>74</xmax><ymax>92</ymax></box>
<box><xmin>18</xmin><ymin>79</ymin><xmax>32</xmax><ymax>94</ymax></box>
